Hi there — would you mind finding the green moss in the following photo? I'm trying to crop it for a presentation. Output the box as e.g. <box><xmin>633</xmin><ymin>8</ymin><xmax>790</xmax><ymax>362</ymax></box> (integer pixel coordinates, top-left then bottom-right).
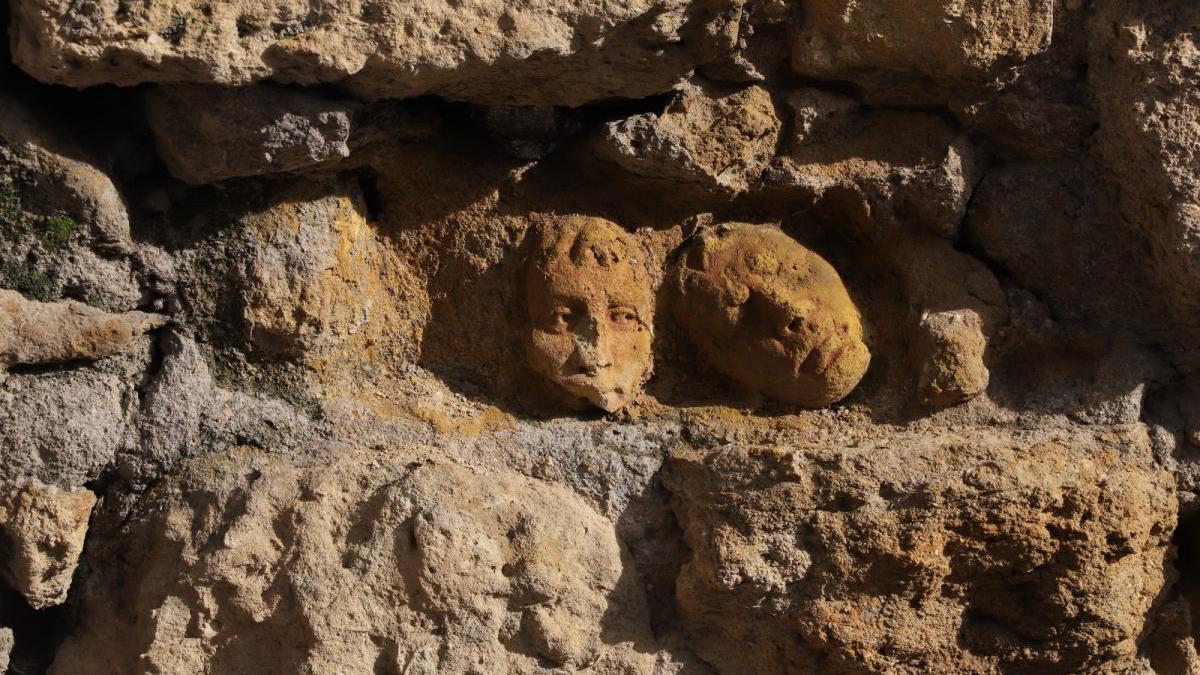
<box><xmin>32</xmin><ymin>214</ymin><xmax>76</xmax><ymax>250</ymax></box>
<box><xmin>0</xmin><ymin>261</ymin><xmax>58</xmax><ymax>301</ymax></box>
<box><xmin>0</xmin><ymin>180</ymin><xmax>23</xmax><ymax>226</ymax></box>
<box><xmin>0</xmin><ymin>176</ymin><xmax>77</xmax><ymax>250</ymax></box>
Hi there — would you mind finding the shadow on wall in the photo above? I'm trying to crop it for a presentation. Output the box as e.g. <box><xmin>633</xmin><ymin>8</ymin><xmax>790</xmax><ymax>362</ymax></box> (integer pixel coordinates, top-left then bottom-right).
<box><xmin>0</xmin><ymin>586</ymin><xmax>65</xmax><ymax>675</ymax></box>
<box><xmin>600</xmin><ymin>475</ymin><xmax>711</xmax><ymax>672</ymax></box>
<box><xmin>1175</xmin><ymin>512</ymin><xmax>1200</xmax><ymax>645</ymax></box>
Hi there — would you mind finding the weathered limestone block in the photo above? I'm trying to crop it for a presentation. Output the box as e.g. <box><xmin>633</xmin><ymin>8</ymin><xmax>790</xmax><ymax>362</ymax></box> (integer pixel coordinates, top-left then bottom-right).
<box><xmin>771</xmin><ymin>88</ymin><xmax>978</xmax><ymax>237</ymax></box>
<box><xmin>665</xmin><ymin>426</ymin><xmax>1175</xmax><ymax>674</ymax></box>
<box><xmin>0</xmin><ymin>289</ymin><xmax>165</xmax><ymax>379</ymax></box>
<box><xmin>892</xmin><ymin>236</ymin><xmax>1007</xmax><ymax>408</ymax></box>
<box><xmin>594</xmin><ymin>82</ymin><xmax>782</xmax><ymax>197</ymax></box>
<box><xmin>791</xmin><ymin>0</ymin><xmax>1054</xmax><ymax>98</ymax></box>
<box><xmin>1089</xmin><ymin>0</ymin><xmax>1200</xmax><ymax>372</ymax></box>
<box><xmin>0</xmin><ymin>89</ymin><xmax>132</xmax><ymax>253</ymax></box>
<box><xmin>521</xmin><ymin>217</ymin><xmax>655</xmax><ymax>413</ymax></box>
<box><xmin>0</xmin><ymin>369</ymin><xmax>131</xmax><ymax>487</ymax></box>
<box><xmin>132</xmin><ymin>330</ymin><xmax>313</xmax><ymax>482</ymax></box>
<box><xmin>9</xmin><ymin>0</ymin><xmax>742</xmax><ymax>106</ymax></box>
<box><xmin>238</xmin><ymin>184</ymin><xmax>384</xmax><ymax>359</ymax></box>
<box><xmin>144</xmin><ymin>84</ymin><xmax>359</xmax><ymax>184</ymax></box>
<box><xmin>671</xmin><ymin>223</ymin><xmax>870</xmax><ymax>407</ymax></box>
<box><xmin>0</xmin><ymin>482</ymin><xmax>96</xmax><ymax>610</ymax></box>
<box><xmin>50</xmin><ymin>447</ymin><xmax>656</xmax><ymax>674</ymax></box>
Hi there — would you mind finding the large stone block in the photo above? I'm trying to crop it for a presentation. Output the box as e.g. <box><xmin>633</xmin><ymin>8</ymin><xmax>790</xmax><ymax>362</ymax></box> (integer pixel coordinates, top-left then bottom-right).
<box><xmin>9</xmin><ymin>0</ymin><xmax>743</xmax><ymax>106</ymax></box>
<box><xmin>1089</xmin><ymin>0</ymin><xmax>1200</xmax><ymax>372</ymax></box>
<box><xmin>50</xmin><ymin>446</ymin><xmax>657</xmax><ymax>674</ymax></box>
<box><xmin>665</xmin><ymin>427</ymin><xmax>1175</xmax><ymax>673</ymax></box>
<box><xmin>144</xmin><ymin>84</ymin><xmax>359</xmax><ymax>184</ymax></box>
<box><xmin>791</xmin><ymin>0</ymin><xmax>1054</xmax><ymax>96</ymax></box>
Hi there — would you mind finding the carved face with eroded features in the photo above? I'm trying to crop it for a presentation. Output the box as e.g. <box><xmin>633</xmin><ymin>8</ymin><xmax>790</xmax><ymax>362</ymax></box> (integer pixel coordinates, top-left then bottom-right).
<box><xmin>522</xmin><ymin>217</ymin><xmax>654</xmax><ymax>412</ymax></box>
<box><xmin>672</xmin><ymin>223</ymin><xmax>870</xmax><ymax>407</ymax></box>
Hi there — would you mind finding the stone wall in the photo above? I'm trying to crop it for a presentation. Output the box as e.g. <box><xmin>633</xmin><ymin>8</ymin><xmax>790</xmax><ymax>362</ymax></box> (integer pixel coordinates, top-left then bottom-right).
<box><xmin>1</xmin><ymin>0</ymin><xmax>1199</xmax><ymax>673</ymax></box>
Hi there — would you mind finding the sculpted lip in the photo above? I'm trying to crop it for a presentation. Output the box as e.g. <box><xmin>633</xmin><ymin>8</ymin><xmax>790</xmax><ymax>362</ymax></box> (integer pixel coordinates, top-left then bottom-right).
<box><xmin>797</xmin><ymin>334</ymin><xmax>840</xmax><ymax>377</ymax></box>
<box><xmin>811</xmin><ymin>342</ymin><xmax>846</xmax><ymax>377</ymax></box>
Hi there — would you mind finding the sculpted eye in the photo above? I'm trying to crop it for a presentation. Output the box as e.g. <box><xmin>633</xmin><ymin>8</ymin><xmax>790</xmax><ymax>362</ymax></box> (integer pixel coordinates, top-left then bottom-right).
<box><xmin>610</xmin><ymin>306</ymin><xmax>640</xmax><ymax>327</ymax></box>
<box><xmin>548</xmin><ymin>307</ymin><xmax>573</xmax><ymax>331</ymax></box>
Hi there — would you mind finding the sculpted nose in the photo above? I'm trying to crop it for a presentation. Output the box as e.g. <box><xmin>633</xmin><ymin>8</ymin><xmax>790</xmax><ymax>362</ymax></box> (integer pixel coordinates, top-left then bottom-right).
<box><xmin>749</xmin><ymin>289</ymin><xmax>814</xmax><ymax>340</ymax></box>
<box><xmin>573</xmin><ymin>315</ymin><xmax>613</xmax><ymax>375</ymax></box>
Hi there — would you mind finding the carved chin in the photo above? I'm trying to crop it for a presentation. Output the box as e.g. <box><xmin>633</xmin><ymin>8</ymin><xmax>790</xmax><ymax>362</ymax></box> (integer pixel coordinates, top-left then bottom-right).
<box><xmin>555</xmin><ymin>378</ymin><xmax>634</xmax><ymax>413</ymax></box>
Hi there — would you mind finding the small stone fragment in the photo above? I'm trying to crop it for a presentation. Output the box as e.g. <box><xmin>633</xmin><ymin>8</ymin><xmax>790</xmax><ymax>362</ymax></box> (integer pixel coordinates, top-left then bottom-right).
<box><xmin>594</xmin><ymin>82</ymin><xmax>782</xmax><ymax>198</ymax></box>
<box><xmin>0</xmin><ymin>482</ymin><xmax>97</xmax><ymax>609</ymax></box>
<box><xmin>892</xmin><ymin>236</ymin><xmax>1006</xmax><ymax>407</ymax></box>
<box><xmin>0</xmin><ymin>289</ymin><xmax>165</xmax><ymax>379</ymax></box>
<box><xmin>911</xmin><ymin>309</ymin><xmax>990</xmax><ymax>407</ymax></box>
<box><xmin>144</xmin><ymin>84</ymin><xmax>359</xmax><ymax>184</ymax></box>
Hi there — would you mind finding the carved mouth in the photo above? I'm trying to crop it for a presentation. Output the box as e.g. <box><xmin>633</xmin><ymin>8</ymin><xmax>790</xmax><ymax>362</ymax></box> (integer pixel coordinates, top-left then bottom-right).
<box><xmin>555</xmin><ymin>374</ymin><xmax>630</xmax><ymax>412</ymax></box>
<box><xmin>798</xmin><ymin>336</ymin><xmax>845</xmax><ymax>377</ymax></box>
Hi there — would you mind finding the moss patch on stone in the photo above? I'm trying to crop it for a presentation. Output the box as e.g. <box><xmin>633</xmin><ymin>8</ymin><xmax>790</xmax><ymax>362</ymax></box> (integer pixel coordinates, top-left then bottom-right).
<box><xmin>32</xmin><ymin>214</ymin><xmax>77</xmax><ymax>250</ymax></box>
<box><xmin>0</xmin><ymin>261</ymin><xmax>58</xmax><ymax>301</ymax></box>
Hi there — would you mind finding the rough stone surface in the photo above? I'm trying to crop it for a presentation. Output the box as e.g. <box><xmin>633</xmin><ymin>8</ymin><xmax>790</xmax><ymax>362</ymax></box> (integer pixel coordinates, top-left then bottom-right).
<box><xmin>51</xmin><ymin>446</ymin><xmax>656</xmax><ymax>674</ymax></box>
<box><xmin>769</xmin><ymin>88</ymin><xmax>978</xmax><ymax>237</ymax></box>
<box><xmin>237</xmin><ymin>184</ymin><xmax>386</xmax><ymax>359</ymax></box>
<box><xmin>0</xmin><ymin>289</ymin><xmax>164</xmax><ymax>378</ymax></box>
<box><xmin>2</xmin><ymin>0</ymin><xmax>1200</xmax><ymax>672</ymax></box>
<box><xmin>0</xmin><ymin>627</ymin><xmax>11</xmax><ymax>673</ymax></box>
<box><xmin>892</xmin><ymin>236</ymin><xmax>1006</xmax><ymax>407</ymax></box>
<box><xmin>911</xmin><ymin>309</ymin><xmax>991</xmax><ymax>407</ymax></box>
<box><xmin>0</xmin><ymin>367</ymin><xmax>132</xmax><ymax>487</ymax></box>
<box><xmin>594</xmin><ymin>82</ymin><xmax>782</xmax><ymax>198</ymax></box>
<box><xmin>1089</xmin><ymin>0</ymin><xmax>1200</xmax><ymax>371</ymax></box>
<box><xmin>964</xmin><ymin>163</ymin><xmax>1159</xmax><ymax>332</ymax></box>
<box><xmin>131</xmin><ymin>329</ymin><xmax>315</xmax><ymax>482</ymax></box>
<box><xmin>791</xmin><ymin>0</ymin><xmax>1055</xmax><ymax>101</ymax></box>
<box><xmin>9</xmin><ymin>0</ymin><xmax>740</xmax><ymax>106</ymax></box>
<box><xmin>0</xmin><ymin>481</ymin><xmax>96</xmax><ymax>610</ymax></box>
<box><xmin>145</xmin><ymin>84</ymin><xmax>359</xmax><ymax>184</ymax></box>
<box><xmin>666</xmin><ymin>427</ymin><xmax>1175</xmax><ymax>674</ymax></box>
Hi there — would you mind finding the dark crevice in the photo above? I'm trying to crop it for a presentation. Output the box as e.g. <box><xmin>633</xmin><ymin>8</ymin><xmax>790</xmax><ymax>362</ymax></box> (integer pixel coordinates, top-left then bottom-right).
<box><xmin>0</xmin><ymin>587</ymin><xmax>66</xmax><ymax>675</ymax></box>
<box><xmin>1173</xmin><ymin>510</ymin><xmax>1200</xmax><ymax>646</ymax></box>
<box><xmin>356</xmin><ymin>168</ymin><xmax>384</xmax><ymax>222</ymax></box>
<box><xmin>5</xmin><ymin>359</ymin><xmax>103</xmax><ymax>378</ymax></box>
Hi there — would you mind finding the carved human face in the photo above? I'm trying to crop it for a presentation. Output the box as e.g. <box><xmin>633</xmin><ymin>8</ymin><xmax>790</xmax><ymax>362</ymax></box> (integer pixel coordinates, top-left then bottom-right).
<box><xmin>523</xmin><ymin>217</ymin><xmax>654</xmax><ymax>412</ymax></box>
<box><xmin>673</xmin><ymin>223</ymin><xmax>870</xmax><ymax>407</ymax></box>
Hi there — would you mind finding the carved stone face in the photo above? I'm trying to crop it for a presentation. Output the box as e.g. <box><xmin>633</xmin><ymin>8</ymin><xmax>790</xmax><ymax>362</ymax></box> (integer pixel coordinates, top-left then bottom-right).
<box><xmin>523</xmin><ymin>217</ymin><xmax>654</xmax><ymax>412</ymax></box>
<box><xmin>672</xmin><ymin>223</ymin><xmax>870</xmax><ymax>407</ymax></box>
